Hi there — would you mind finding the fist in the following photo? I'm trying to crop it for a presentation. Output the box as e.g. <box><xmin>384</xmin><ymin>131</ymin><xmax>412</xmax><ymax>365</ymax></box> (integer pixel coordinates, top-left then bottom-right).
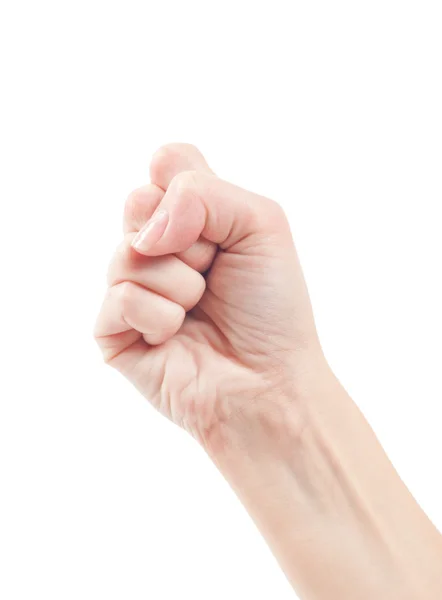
<box><xmin>94</xmin><ymin>144</ymin><xmax>322</xmax><ymax>448</ymax></box>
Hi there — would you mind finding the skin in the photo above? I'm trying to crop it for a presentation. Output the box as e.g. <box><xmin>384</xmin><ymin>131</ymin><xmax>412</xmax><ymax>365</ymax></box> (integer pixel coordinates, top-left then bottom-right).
<box><xmin>95</xmin><ymin>144</ymin><xmax>442</xmax><ymax>599</ymax></box>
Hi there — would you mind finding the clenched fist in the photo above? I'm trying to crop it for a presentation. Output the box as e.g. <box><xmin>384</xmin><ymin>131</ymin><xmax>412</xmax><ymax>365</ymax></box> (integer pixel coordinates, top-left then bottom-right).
<box><xmin>94</xmin><ymin>144</ymin><xmax>322</xmax><ymax>448</ymax></box>
<box><xmin>94</xmin><ymin>144</ymin><xmax>442</xmax><ymax>599</ymax></box>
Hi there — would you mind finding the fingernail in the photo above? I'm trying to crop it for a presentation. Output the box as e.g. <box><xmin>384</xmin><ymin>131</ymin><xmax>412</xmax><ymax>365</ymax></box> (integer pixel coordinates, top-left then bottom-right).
<box><xmin>131</xmin><ymin>209</ymin><xmax>169</xmax><ymax>252</ymax></box>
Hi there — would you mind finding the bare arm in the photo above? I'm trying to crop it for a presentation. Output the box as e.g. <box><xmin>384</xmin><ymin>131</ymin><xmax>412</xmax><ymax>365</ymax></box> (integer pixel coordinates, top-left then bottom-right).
<box><xmin>206</xmin><ymin>362</ymin><xmax>442</xmax><ymax>599</ymax></box>
<box><xmin>95</xmin><ymin>143</ymin><xmax>442</xmax><ymax>599</ymax></box>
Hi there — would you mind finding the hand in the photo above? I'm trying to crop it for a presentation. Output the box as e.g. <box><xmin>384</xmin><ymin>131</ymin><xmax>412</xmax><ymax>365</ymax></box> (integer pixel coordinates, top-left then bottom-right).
<box><xmin>94</xmin><ymin>145</ymin><xmax>442</xmax><ymax>599</ymax></box>
<box><xmin>94</xmin><ymin>144</ymin><xmax>322</xmax><ymax>447</ymax></box>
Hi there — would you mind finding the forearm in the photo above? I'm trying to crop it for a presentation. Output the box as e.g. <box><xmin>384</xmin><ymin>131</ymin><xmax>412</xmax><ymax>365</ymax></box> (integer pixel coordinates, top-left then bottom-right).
<box><xmin>98</xmin><ymin>143</ymin><xmax>441</xmax><ymax>597</ymax></box>
<box><xmin>204</xmin><ymin>361</ymin><xmax>442</xmax><ymax>599</ymax></box>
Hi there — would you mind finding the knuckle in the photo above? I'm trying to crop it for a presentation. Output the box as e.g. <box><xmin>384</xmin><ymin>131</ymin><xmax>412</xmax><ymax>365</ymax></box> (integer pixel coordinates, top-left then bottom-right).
<box><xmin>183</xmin><ymin>272</ymin><xmax>206</xmax><ymax>310</ymax></box>
<box><xmin>265</xmin><ymin>196</ymin><xmax>286</xmax><ymax>218</ymax></box>
<box><xmin>169</xmin><ymin>303</ymin><xmax>186</xmax><ymax>331</ymax></box>
<box><xmin>124</xmin><ymin>188</ymin><xmax>145</xmax><ymax>226</ymax></box>
<box><xmin>172</xmin><ymin>169</ymin><xmax>199</xmax><ymax>194</ymax></box>
<box><xmin>256</xmin><ymin>196</ymin><xmax>289</xmax><ymax>230</ymax></box>
<box><xmin>149</xmin><ymin>145</ymin><xmax>174</xmax><ymax>179</ymax></box>
<box><xmin>197</xmin><ymin>243</ymin><xmax>215</xmax><ymax>273</ymax></box>
<box><xmin>170</xmin><ymin>170</ymin><xmax>201</xmax><ymax>210</ymax></box>
<box><xmin>149</xmin><ymin>144</ymin><xmax>192</xmax><ymax>182</ymax></box>
<box><xmin>119</xmin><ymin>281</ymin><xmax>136</xmax><ymax>318</ymax></box>
<box><xmin>148</xmin><ymin>304</ymin><xmax>185</xmax><ymax>345</ymax></box>
<box><xmin>123</xmin><ymin>184</ymin><xmax>164</xmax><ymax>234</ymax></box>
<box><xmin>106</xmin><ymin>235</ymin><xmax>133</xmax><ymax>285</ymax></box>
<box><xmin>150</xmin><ymin>143</ymin><xmax>200</xmax><ymax>175</ymax></box>
<box><xmin>177</xmin><ymin>240</ymin><xmax>215</xmax><ymax>273</ymax></box>
<box><xmin>194</xmin><ymin>272</ymin><xmax>207</xmax><ymax>303</ymax></box>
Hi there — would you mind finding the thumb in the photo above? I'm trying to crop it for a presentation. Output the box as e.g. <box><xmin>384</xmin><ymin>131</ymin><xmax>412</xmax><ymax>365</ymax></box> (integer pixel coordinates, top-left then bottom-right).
<box><xmin>131</xmin><ymin>171</ymin><xmax>291</xmax><ymax>257</ymax></box>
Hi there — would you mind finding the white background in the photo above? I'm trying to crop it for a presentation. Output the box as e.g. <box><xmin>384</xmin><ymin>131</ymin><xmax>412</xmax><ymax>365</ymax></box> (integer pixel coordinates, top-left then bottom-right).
<box><xmin>1</xmin><ymin>1</ymin><xmax>441</xmax><ymax>598</ymax></box>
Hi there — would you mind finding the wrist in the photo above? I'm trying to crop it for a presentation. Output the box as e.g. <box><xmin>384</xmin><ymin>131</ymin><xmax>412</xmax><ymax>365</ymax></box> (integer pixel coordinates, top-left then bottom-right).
<box><xmin>203</xmin><ymin>358</ymin><xmax>442</xmax><ymax>599</ymax></box>
<box><xmin>202</xmin><ymin>350</ymin><xmax>333</xmax><ymax>465</ymax></box>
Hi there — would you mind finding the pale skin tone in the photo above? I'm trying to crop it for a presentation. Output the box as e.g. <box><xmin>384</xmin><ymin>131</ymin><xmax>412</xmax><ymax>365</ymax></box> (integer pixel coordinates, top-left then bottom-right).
<box><xmin>95</xmin><ymin>144</ymin><xmax>442</xmax><ymax>599</ymax></box>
